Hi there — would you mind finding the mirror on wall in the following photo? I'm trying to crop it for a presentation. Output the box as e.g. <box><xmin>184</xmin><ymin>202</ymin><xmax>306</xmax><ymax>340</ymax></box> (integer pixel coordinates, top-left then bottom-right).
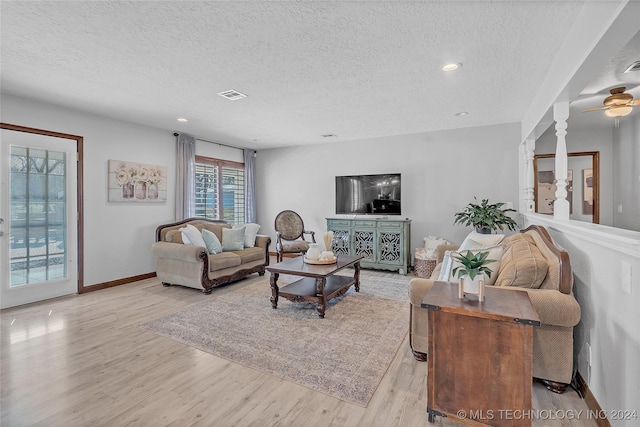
<box><xmin>533</xmin><ymin>152</ymin><xmax>600</xmax><ymax>224</ymax></box>
<box><xmin>533</xmin><ymin>30</ymin><xmax>639</xmax><ymax>232</ymax></box>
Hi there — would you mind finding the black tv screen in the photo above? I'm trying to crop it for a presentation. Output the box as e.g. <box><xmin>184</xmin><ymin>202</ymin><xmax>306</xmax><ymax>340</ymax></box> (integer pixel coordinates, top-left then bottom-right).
<box><xmin>335</xmin><ymin>173</ymin><xmax>401</xmax><ymax>215</ymax></box>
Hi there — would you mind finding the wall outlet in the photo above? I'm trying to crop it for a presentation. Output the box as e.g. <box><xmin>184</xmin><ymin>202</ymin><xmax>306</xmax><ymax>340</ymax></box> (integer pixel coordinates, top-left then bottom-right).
<box><xmin>621</xmin><ymin>260</ymin><xmax>632</xmax><ymax>295</ymax></box>
<box><xmin>504</xmin><ymin>201</ymin><xmax>514</xmax><ymax>210</ymax></box>
<box><xmin>617</xmin><ymin>204</ymin><xmax>623</xmax><ymax>214</ymax></box>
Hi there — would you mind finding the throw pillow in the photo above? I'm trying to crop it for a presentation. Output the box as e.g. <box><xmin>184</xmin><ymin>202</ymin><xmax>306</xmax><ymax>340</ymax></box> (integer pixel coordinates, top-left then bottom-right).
<box><xmin>449</xmin><ymin>244</ymin><xmax>505</xmax><ymax>286</ymax></box>
<box><xmin>234</xmin><ymin>223</ymin><xmax>260</xmax><ymax>248</ymax></box>
<box><xmin>179</xmin><ymin>224</ymin><xmax>206</xmax><ymax>248</ymax></box>
<box><xmin>202</xmin><ymin>228</ymin><xmax>223</xmax><ymax>254</ymax></box>
<box><xmin>459</xmin><ymin>231</ymin><xmax>505</xmax><ymax>251</ymax></box>
<box><xmin>222</xmin><ymin>226</ymin><xmax>246</xmax><ymax>251</ymax></box>
<box><xmin>180</xmin><ymin>231</ymin><xmax>193</xmax><ymax>245</ymax></box>
<box><xmin>495</xmin><ymin>236</ymin><xmax>549</xmax><ymax>289</ymax></box>
<box><xmin>437</xmin><ymin>250</ymin><xmax>456</xmax><ymax>282</ymax></box>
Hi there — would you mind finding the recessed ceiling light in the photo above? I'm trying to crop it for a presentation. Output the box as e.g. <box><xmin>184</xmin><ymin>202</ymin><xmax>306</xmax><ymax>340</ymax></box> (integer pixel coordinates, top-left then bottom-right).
<box><xmin>454</xmin><ymin>111</ymin><xmax>468</xmax><ymax>116</ymax></box>
<box><xmin>442</xmin><ymin>63</ymin><xmax>462</xmax><ymax>72</ymax></box>
<box><xmin>177</xmin><ymin>117</ymin><xmax>188</xmax><ymax>122</ymax></box>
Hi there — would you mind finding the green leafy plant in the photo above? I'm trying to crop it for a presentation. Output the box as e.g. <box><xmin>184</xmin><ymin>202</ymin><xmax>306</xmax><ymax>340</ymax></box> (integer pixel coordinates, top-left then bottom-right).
<box><xmin>453</xmin><ymin>197</ymin><xmax>518</xmax><ymax>232</ymax></box>
<box><xmin>452</xmin><ymin>250</ymin><xmax>495</xmax><ymax>280</ymax></box>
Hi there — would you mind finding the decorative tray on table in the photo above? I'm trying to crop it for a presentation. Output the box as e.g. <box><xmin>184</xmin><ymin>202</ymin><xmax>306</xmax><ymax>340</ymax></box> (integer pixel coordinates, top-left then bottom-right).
<box><xmin>303</xmin><ymin>257</ymin><xmax>337</xmax><ymax>265</ymax></box>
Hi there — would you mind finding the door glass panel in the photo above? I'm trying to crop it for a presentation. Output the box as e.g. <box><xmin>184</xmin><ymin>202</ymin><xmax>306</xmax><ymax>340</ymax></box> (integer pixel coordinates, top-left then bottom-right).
<box><xmin>10</xmin><ymin>146</ymin><xmax>67</xmax><ymax>286</ymax></box>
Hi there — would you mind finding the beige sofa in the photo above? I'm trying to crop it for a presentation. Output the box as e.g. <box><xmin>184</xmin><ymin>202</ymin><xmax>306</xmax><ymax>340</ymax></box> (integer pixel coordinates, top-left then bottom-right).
<box><xmin>409</xmin><ymin>225</ymin><xmax>581</xmax><ymax>393</ymax></box>
<box><xmin>151</xmin><ymin>218</ymin><xmax>271</xmax><ymax>294</ymax></box>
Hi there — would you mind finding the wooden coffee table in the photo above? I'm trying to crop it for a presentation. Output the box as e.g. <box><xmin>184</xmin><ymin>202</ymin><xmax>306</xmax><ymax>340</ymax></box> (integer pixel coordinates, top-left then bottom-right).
<box><xmin>422</xmin><ymin>281</ymin><xmax>540</xmax><ymax>426</ymax></box>
<box><xmin>266</xmin><ymin>255</ymin><xmax>364</xmax><ymax>318</ymax></box>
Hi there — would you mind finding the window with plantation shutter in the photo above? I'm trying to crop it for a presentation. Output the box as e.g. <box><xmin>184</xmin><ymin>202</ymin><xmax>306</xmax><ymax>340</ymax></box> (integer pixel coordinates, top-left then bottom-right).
<box><xmin>194</xmin><ymin>156</ymin><xmax>245</xmax><ymax>223</ymax></box>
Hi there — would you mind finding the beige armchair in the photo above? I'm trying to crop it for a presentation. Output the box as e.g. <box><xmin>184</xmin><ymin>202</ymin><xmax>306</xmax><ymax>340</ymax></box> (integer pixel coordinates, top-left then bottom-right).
<box><xmin>408</xmin><ymin>225</ymin><xmax>581</xmax><ymax>393</ymax></box>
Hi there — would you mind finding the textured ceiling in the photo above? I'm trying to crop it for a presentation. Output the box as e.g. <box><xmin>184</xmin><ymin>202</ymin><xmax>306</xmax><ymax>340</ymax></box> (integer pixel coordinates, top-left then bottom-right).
<box><xmin>1</xmin><ymin>0</ymin><xmax>630</xmax><ymax>149</ymax></box>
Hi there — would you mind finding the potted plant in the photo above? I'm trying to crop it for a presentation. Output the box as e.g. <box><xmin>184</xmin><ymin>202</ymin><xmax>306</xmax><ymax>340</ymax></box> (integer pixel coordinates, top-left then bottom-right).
<box><xmin>452</xmin><ymin>250</ymin><xmax>495</xmax><ymax>301</ymax></box>
<box><xmin>453</xmin><ymin>197</ymin><xmax>518</xmax><ymax>234</ymax></box>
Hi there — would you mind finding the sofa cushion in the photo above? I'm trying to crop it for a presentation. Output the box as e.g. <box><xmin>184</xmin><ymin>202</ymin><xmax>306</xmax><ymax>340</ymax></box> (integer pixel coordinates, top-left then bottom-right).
<box><xmin>209</xmin><ymin>252</ymin><xmax>242</xmax><ymax>272</ymax></box>
<box><xmin>231</xmin><ymin>247</ymin><xmax>265</xmax><ymax>264</ymax></box>
<box><xmin>202</xmin><ymin>229</ymin><xmax>223</xmax><ymax>254</ymax></box>
<box><xmin>495</xmin><ymin>234</ymin><xmax>548</xmax><ymax>289</ymax></box>
<box><xmin>180</xmin><ymin>224</ymin><xmax>207</xmax><ymax>248</ymax></box>
<box><xmin>222</xmin><ymin>227</ymin><xmax>245</xmax><ymax>251</ymax></box>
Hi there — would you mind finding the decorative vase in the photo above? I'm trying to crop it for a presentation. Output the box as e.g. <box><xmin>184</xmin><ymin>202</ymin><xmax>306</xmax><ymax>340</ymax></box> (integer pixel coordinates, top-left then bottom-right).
<box><xmin>306</xmin><ymin>243</ymin><xmax>321</xmax><ymax>260</ymax></box>
<box><xmin>323</xmin><ymin>231</ymin><xmax>334</xmax><ymax>252</ymax></box>
<box><xmin>147</xmin><ymin>182</ymin><xmax>159</xmax><ymax>199</ymax></box>
<box><xmin>458</xmin><ymin>273</ymin><xmax>485</xmax><ymax>301</ymax></box>
<box><xmin>122</xmin><ymin>183</ymin><xmax>134</xmax><ymax>199</ymax></box>
<box><xmin>475</xmin><ymin>227</ymin><xmax>492</xmax><ymax>234</ymax></box>
<box><xmin>134</xmin><ymin>182</ymin><xmax>147</xmax><ymax>200</ymax></box>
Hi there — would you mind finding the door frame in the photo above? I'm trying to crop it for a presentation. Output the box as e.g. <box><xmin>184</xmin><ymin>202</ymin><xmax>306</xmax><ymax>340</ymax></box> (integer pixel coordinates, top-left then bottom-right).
<box><xmin>1</xmin><ymin>122</ymin><xmax>85</xmax><ymax>293</ymax></box>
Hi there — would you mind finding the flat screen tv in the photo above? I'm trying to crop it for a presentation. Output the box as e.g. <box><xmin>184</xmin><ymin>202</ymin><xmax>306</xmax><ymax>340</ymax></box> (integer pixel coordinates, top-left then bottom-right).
<box><xmin>335</xmin><ymin>173</ymin><xmax>401</xmax><ymax>215</ymax></box>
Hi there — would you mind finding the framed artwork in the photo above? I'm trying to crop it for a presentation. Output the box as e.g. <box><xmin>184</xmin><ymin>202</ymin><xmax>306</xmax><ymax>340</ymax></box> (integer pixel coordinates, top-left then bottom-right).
<box><xmin>536</xmin><ymin>169</ymin><xmax>573</xmax><ymax>214</ymax></box>
<box><xmin>533</xmin><ymin>151</ymin><xmax>599</xmax><ymax>223</ymax></box>
<box><xmin>108</xmin><ymin>160</ymin><xmax>167</xmax><ymax>202</ymax></box>
<box><xmin>583</xmin><ymin>168</ymin><xmax>594</xmax><ymax>215</ymax></box>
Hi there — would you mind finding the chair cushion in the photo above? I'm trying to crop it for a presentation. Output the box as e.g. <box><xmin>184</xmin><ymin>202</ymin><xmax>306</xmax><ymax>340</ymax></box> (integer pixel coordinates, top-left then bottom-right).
<box><xmin>495</xmin><ymin>234</ymin><xmax>549</xmax><ymax>289</ymax></box>
<box><xmin>281</xmin><ymin>240</ymin><xmax>310</xmax><ymax>253</ymax></box>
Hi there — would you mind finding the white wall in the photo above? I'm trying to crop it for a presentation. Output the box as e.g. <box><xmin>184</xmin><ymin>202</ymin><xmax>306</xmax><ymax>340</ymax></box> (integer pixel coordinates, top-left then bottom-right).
<box><xmin>536</xmin><ymin>127</ymin><xmax>614</xmax><ymax>226</ymax></box>
<box><xmin>255</xmin><ymin>122</ymin><xmax>521</xmax><ymax>253</ymax></box>
<box><xmin>524</xmin><ymin>214</ymin><xmax>640</xmax><ymax>425</ymax></box>
<box><xmin>1</xmin><ymin>95</ymin><xmax>176</xmax><ymax>287</ymax></box>
<box><xmin>613</xmin><ymin>113</ymin><xmax>640</xmax><ymax>231</ymax></box>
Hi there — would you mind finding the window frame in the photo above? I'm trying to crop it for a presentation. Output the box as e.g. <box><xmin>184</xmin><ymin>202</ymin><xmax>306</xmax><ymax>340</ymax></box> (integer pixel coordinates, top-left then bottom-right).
<box><xmin>194</xmin><ymin>155</ymin><xmax>245</xmax><ymax>222</ymax></box>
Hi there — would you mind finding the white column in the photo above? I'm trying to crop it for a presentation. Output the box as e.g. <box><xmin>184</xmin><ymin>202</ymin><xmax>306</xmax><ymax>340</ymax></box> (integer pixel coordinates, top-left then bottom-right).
<box><xmin>523</xmin><ymin>138</ymin><xmax>536</xmax><ymax>213</ymax></box>
<box><xmin>553</xmin><ymin>102</ymin><xmax>570</xmax><ymax>220</ymax></box>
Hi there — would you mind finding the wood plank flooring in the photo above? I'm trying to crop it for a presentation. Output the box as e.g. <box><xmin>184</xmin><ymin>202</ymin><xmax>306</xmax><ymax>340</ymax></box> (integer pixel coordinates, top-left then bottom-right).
<box><xmin>1</xmin><ymin>267</ymin><xmax>596</xmax><ymax>427</ymax></box>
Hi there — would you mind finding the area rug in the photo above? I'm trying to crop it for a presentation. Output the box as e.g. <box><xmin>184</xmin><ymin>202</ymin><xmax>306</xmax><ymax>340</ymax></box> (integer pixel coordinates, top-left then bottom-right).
<box><xmin>140</xmin><ymin>274</ymin><xmax>410</xmax><ymax>407</ymax></box>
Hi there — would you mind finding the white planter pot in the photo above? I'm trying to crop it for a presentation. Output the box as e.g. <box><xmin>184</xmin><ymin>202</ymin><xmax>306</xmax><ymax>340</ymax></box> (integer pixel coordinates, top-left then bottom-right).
<box><xmin>458</xmin><ymin>273</ymin><xmax>485</xmax><ymax>302</ymax></box>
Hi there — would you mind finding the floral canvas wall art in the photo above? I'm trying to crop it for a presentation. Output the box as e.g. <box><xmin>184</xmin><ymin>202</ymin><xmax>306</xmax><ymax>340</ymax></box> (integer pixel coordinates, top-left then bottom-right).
<box><xmin>108</xmin><ymin>160</ymin><xmax>167</xmax><ymax>202</ymax></box>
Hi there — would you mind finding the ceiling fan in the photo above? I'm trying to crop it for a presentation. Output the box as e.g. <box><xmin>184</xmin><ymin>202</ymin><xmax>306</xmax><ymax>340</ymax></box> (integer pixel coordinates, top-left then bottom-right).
<box><xmin>582</xmin><ymin>86</ymin><xmax>640</xmax><ymax>118</ymax></box>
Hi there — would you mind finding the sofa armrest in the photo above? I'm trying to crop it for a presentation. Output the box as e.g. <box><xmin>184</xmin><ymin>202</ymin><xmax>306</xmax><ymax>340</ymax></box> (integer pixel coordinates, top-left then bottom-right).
<box><xmin>522</xmin><ymin>288</ymin><xmax>581</xmax><ymax>327</ymax></box>
<box><xmin>255</xmin><ymin>234</ymin><xmax>271</xmax><ymax>249</ymax></box>
<box><xmin>151</xmin><ymin>241</ymin><xmax>207</xmax><ymax>262</ymax></box>
<box><xmin>409</xmin><ymin>278</ymin><xmax>438</xmax><ymax>306</ymax></box>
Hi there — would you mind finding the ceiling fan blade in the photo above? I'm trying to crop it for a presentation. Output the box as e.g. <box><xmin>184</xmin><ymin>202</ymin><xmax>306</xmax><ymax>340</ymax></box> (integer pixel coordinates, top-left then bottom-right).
<box><xmin>630</xmin><ymin>99</ymin><xmax>640</xmax><ymax>106</ymax></box>
<box><xmin>582</xmin><ymin>106</ymin><xmax>609</xmax><ymax>112</ymax></box>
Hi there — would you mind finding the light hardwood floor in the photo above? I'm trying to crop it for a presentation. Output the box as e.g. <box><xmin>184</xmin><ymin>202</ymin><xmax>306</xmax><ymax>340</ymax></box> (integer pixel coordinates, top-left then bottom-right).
<box><xmin>1</xmin><ymin>267</ymin><xmax>595</xmax><ymax>427</ymax></box>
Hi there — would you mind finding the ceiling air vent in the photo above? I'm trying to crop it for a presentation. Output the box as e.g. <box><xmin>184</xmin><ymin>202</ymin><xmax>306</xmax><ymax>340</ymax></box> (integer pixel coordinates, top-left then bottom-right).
<box><xmin>623</xmin><ymin>61</ymin><xmax>640</xmax><ymax>73</ymax></box>
<box><xmin>217</xmin><ymin>90</ymin><xmax>247</xmax><ymax>100</ymax></box>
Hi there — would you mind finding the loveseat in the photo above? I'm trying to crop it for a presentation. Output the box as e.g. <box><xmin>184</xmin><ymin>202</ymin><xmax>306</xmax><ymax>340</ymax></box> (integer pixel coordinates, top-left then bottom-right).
<box><xmin>151</xmin><ymin>218</ymin><xmax>271</xmax><ymax>294</ymax></box>
<box><xmin>409</xmin><ymin>225</ymin><xmax>581</xmax><ymax>393</ymax></box>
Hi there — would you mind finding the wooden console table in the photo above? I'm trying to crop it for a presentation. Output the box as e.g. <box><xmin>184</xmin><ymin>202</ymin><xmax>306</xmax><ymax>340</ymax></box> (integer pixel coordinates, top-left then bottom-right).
<box><xmin>421</xmin><ymin>281</ymin><xmax>540</xmax><ymax>427</ymax></box>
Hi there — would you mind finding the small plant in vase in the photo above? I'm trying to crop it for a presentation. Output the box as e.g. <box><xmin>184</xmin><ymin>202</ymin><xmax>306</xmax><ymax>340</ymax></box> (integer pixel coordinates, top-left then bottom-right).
<box><xmin>452</xmin><ymin>250</ymin><xmax>495</xmax><ymax>301</ymax></box>
<box><xmin>453</xmin><ymin>197</ymin><xmax>518</xmax><ymax>234</ymax></box>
